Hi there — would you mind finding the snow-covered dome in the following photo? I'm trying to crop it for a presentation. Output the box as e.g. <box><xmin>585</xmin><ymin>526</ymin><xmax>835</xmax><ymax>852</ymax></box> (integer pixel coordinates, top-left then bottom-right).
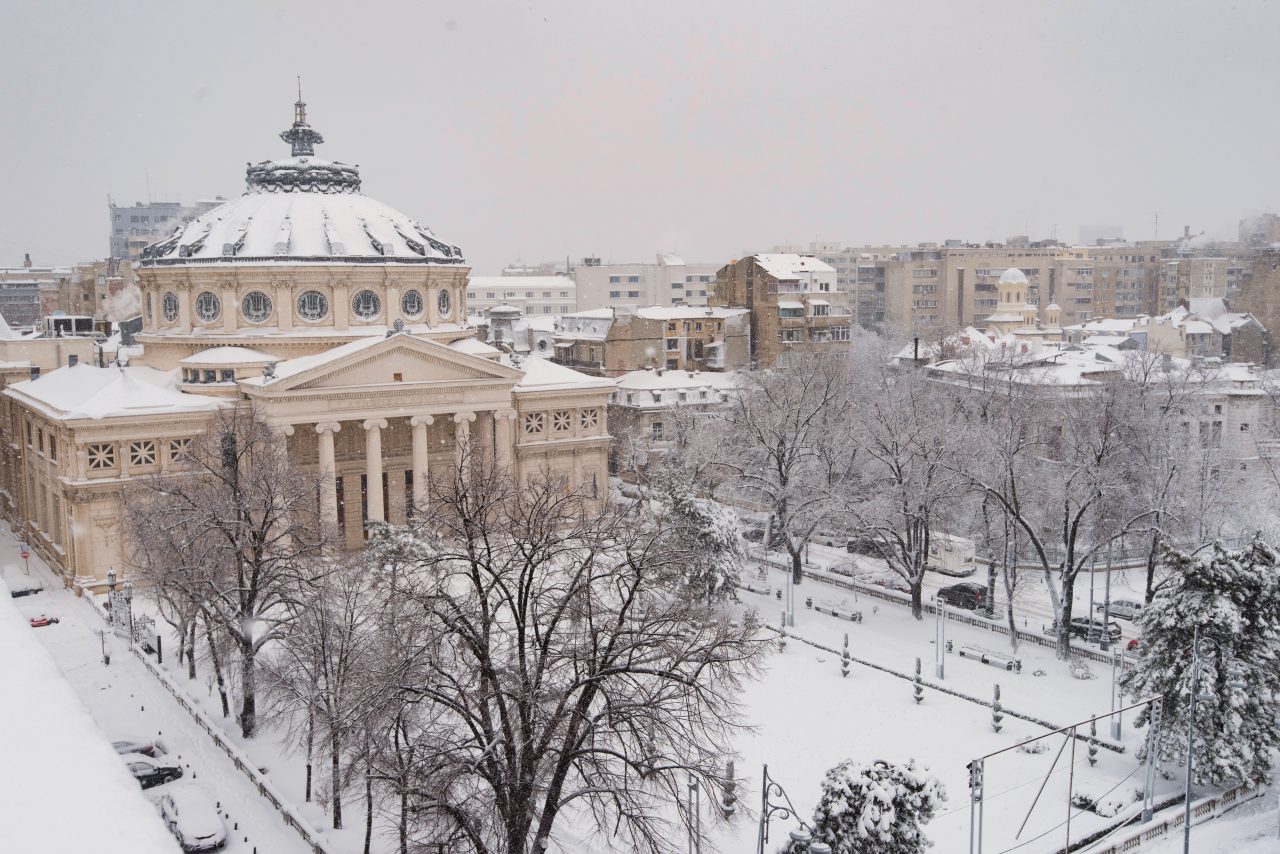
<box><xmin>998</xmin><ymin>267</ymin><xmax>1028</xmax><ymax>285</ymax></box>
<box><xmin>139</xmin><ymin>97</ymin><xmax>462</xmax><ymax>267</ymax></box>
<box><xmin>1046</xmin><ymin>302</ymin><xmax>1061</xmax><ymax>311</ymax></box>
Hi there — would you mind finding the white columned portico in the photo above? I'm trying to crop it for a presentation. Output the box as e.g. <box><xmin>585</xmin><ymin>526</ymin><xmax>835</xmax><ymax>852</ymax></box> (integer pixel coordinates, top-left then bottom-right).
<box><xmin>493</xmin><ymin>408</ymin><xmax>518</xmax><ymax>471</ymax></box>
<box><xmin>410</xmin><ymin>414</ymin><xmax>434</xmax><ymax>512</ymax></box>
<box><xmin>315</xmin><ymin>421</ymin><xmax>342</xmax><ymax>530</ymax></box>
<box><xmin>363</xmin><ymin>418</ymin><xmax>388</xmax><ymax>522</ymax></box>
<box><xmin>453</xmin><ymin>411</ymin><xmax>476</xmax><ymax>472</ymax></box>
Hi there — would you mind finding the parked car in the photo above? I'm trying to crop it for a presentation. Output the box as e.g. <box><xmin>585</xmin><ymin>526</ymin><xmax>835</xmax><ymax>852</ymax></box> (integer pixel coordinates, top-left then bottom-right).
<box><xmin>1055</xmin><ymin>617</ymin><xmax>1123</xmax><ymax>644</ymax></box>
<box><xmin>846</xmin><ymin>536</ymin><xmax>887</xmax><ymax>557</ymax></box>
<box><xmin>743</xmin><ymin>526</ymin><xmax>786</xmax><ymax>549</ymax></box>
<box><xmin>28</xmin><ymin>614</ymin><xmax>59</xmax><ymax>627</ymax></box>
<box><xmin>936</xmin><ymin>583</ymin><xmax>988</xmax><ymax>611</ymax></box>
<box><xmin>122</xmin><ymin>752</ymin><xmax>184</xmax><ymax>789</ymax></box>
<box><xmin>157</xmin><ymin>785</ymin><xmax>227</xmax><ymax>851</ymax></box>
<box><xmin>7</xmin><ymin>578</ymin><xmax>41</xmax><ymax>598</ymax></box>
<box><xmin>1094</xmin><ymin>599</ymin><xmax>1143</xmax><ymax>621</ymax></box>
<box><xmin>113</xmin><ymin>736</ymin><xmax>167</xmax><ymax>758</ymax></box>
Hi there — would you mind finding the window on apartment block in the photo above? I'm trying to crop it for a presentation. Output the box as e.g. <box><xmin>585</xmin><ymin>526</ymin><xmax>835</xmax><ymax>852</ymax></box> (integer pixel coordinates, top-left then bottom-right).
<box><xmin>651</xmin><ymin>422</ymin><xmax>665</xmax><ymax>441</ymax></box>
<box><xmin>665</xmin><ymin>339</ymin><xmax>678</xmax><ymax>351</ymax></box>
<box><xmin>627</xmin><ymin>290</ymin><xmax>640</xmax><ymax>298</ymax></box>
<box><xmin>609</xmin><ymin>290</ymin><xmax>621</xmax><ymax>299</ymax></box>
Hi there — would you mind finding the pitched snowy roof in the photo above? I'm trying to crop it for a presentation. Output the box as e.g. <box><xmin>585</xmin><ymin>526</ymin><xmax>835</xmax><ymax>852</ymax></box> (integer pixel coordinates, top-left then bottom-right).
<box><xmin>449</xmin><ymin>337</ymin><xmax>501</xmax><ymax>357</ymax></box>
<box><xmin>6</xmin><ymin>364</ymin><xmax>225</xmax><ymax>421</ymax></box>
<box><xmin>753</xmin><ymin>254</ymin><xmax>835</xmax><ymax>279</ymax></box>
<box><xmin>631</xmin><ymin>306</ymin><xmax>747</xmax><ymax>321</ymax></box>
<box><xmin>240</xmin><ymin>335</ymin><xmax>386</xmax><ymax>386</ymax></box>
<box><xmin>614</xmin><ymin>368</ymin><xmax>739</xmax><ymax>392</ymax></box>
<box><xmin>179</xmin><ymin>346</ymin><xmax>279</xmax><ymax>366</ymax></box>
<box><xmin>0</xmin><ymin>311</ymin><xmax>18</xmax><ymax>341</ymax></box>
<box><xmin>511</xmin><ymin>356</ymin><xmax>613</xmax><ymax>392</ymax></box>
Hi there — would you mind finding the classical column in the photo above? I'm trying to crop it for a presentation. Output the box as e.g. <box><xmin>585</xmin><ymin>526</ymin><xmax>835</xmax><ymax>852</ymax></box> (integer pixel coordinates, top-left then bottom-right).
<box><xmin>493</xmin><ymin>408</ymin><xmax>518</xmax><ymax>472</ymax></box>
<box><xmin>453</xmin><ymin>411</ymin><xmax>476</xmax><ymax>473</ymax></box>
<box><xmin>315</xmin><ymin>421</ymin><xmax>341</xmax><ymax>530</ymax></box>
<box><xmin>363</xmin><ymin>418</ymin><xmax>388</xmax><ymax>522</ymax></box>
<box><xmin>410</xmin><ymin>414</ymin><xmax>433</xmax><ymax>512</ymax></box>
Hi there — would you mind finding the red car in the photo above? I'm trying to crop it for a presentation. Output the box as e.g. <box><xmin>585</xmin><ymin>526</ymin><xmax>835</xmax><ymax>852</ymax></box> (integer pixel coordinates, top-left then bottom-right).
<box><xmin>29</xmin><ymin>614</ymin><xmax>60</xmax><ymax>627</ymax></box>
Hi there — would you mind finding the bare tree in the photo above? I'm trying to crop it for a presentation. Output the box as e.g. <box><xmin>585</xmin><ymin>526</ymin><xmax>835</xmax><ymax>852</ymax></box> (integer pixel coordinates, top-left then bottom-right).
<box><xmin>128</xmin><ymin>405</ymin><xmax>333</xmax><ymax>737</ymax></box>
<box><xmin>836</xmin><ymin>349</ymin><xmax>970</xmax><ymax>618</ymax></box>
<box><xmin>367</xmin><ymin>455</ymin><xmax>769</xmax><ymax>854</ymax></box>
<box><xmin>704</xmin><ymin>353</ymin><xmax>853</xmax><ymax>584</ymax></box>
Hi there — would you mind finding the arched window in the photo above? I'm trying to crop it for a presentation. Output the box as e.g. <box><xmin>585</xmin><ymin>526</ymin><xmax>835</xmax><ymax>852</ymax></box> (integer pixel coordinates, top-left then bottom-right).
<box><xmin>194</xmin><ymin>291</ymin><xmax>220</xmax><ymax>322</ymax></box>
<box><xmin>162</xmin><ymin>292</ymin><xmax>179</xmax><ymax>322</ymax></box>
<box><xmin>401</xmin><ymin>289</ymin><xmax>424</xmax><ymax>318</ymax></box>
<box><xmin>437</xmin><ymin>288</ymin><xmax>452</xmax><ymax>318</ymax></box>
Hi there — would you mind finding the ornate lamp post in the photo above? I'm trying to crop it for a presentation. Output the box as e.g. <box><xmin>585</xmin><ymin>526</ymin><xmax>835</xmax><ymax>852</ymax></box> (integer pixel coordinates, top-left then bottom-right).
<box><xmin>123</xmin><ymin>579</ymin><xmax>134</xmax><ymax>647</ymax></box>
<box><xmin>1182</xmin><ymin>628</ymin><xmax>1246</xmax><ymax>854</ymax></box>
<box><xmin>105</xmin><ymin>568</ymin><xmax>117</xmax><ymax>626</ymax></box>
<box><xmin>757</xmin><ymin>764</ymin><xmax>812</xmax><ymax>854</ymax></box>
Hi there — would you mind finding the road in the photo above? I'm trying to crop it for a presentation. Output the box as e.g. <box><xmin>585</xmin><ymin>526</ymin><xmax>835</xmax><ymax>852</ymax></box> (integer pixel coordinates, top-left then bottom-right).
<box><xmin>1</xmin><ymin>525</ymin><xmax>313</xmax><ymax>854</ymax></box>
<box><xmin>750</xmin><ymin>537</ymin><xmax>1148</xmax><ymax>648</ymax></box>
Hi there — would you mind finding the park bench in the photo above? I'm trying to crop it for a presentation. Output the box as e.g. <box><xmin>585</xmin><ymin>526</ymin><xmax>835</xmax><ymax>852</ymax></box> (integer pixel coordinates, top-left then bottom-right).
<box><xmin>958</xmin><ymin>644</ymin><xmax>1022</xmax><ymax>672</ymax></box>
<box><xmin>808</xmin><ymin>595</ymin><xmax>863</xmax><ymax>623</ymax></box>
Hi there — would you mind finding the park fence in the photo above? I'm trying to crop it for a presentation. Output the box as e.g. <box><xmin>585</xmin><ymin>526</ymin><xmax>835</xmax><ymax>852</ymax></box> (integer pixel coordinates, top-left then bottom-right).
<box><xmin>1073</xmin><ymin>779</ymin><xmax>1265</xmax><ymax>853</ymax></box>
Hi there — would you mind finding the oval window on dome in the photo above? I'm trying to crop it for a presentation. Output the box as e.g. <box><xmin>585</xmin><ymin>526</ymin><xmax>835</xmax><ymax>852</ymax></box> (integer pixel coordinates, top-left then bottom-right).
<box><xmin>162</xmin><ymin>292</ymin><xmax>179</xmax><ymax>323</ymax></box>
<box><xmin>401</xmin><ymin>289</ymin><xmax>424</xmax><ymax>318</ymax></box>
<box><xmin>194</xmin><ymin>291</ymin><xmax>221</xmax><ymax>323</ymax></box>
<box><xmin>437</xmin><ymin>288</ymin><xmax>452</xmax><ymax>319</ymax></box>
<box><xmin>296</xmin><ymin>290</ymin><xmax>329</xmax><ymax>322</ymax></box>
<box><xmin>242</xmin><ymin>291</ymin><xmax>273</xmax><ymax>324</ymax></box>
<box><xmin>352</xmin><ymin>289</ymin><xmax>382</xmax><ymax>320</ymax></box>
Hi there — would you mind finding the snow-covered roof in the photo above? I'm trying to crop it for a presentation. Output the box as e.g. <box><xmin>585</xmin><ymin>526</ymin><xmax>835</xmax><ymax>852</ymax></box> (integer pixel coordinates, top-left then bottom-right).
<box><xmin>240</xmin><ymin>335</ymin><xmax>386</xmax><ymax>386</ymax></box>
<box><xmin>449</xmin><ymin>337</ymin><xmax>500</xmax><ymax>357</ymax></box>
<box><xmin>753</xmin><ymin>253</ymin><xmax>835</xmax><ymax>279</ymax></box>
<box><xmin>0</xmin><ymin>580</ymin><xmax>183</xmax><ymax>853</ymax></box>
<box><xmin>0</xmin><ymin>310</ymin><xmax>18</xmax><ymax>341</ymax></box>
<box><xmin>139</xmin><ymin>107</ymin><xmax>461</xmax><ymax>267</ymax></box>
<box><xmin>1182</xmin><ymin>320</ymin><xmax>1213</xmax><ymax>335</ymax></box>
<box><xmin>777</xmin><ymin>300</ymin><xmax>805</xmax><ymax>309</ymax></box>
<box><xmin>630</xmin><ymin>306</ymin><xmax>747</xmax><ymax>321</ymax></box>
<box><xmin>511</xmin><ymin>356</ymin><xmax>614</xmax><ymax>393</ymax></box>
<box><xmin>5</xmin><ymin>364</ymin><xmax>226</xmax><ymax>421</ymax></box>
<box><xmin>614</xmin><ymin>368</ymin><xmax>739</xmax><ymax>392</ymax></box>
<box><xmin>999</xmin><ymin>267</ymin><xmax>1028</xmax><ymax>284</ymax></box>
<box><xmin>178</xmin><ymin>346</ymin><xmax>278</xmax><ymax>366</ymax></box>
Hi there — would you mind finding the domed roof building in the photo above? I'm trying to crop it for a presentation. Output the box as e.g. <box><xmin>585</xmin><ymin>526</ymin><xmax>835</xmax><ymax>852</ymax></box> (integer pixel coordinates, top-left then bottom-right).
<box><xmin>3</xmin><ymin>98</ymin><xmax>613</xmax><ymax>590</ymax></box>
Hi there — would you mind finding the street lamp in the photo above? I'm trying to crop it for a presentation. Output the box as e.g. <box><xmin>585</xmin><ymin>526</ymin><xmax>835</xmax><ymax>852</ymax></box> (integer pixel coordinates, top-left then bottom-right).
<box><xmin>123</xmin><ymin>579</ymin><xmax>134</xmax><ymax>648</ymax></box>
<box><xmin>1182</xmin><ymin>629</ymin><xmax>1246</xmax><ymax>854</ymax></box>
<box><xmin>106</xmin><ymin>568</ymin><xmax>117</xmax><ymax>625</ymax></box>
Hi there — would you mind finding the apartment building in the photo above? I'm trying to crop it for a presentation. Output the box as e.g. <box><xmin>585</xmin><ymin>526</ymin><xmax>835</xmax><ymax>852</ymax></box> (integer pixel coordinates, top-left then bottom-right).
<box><xmin>108</xmin><ymin>198</ymin><xmax>226</xmax><ymax>261</ymax></box>
<box><xmin>466</xmin><ymin>276</ymin><xmax>575</xmax><ymax>319</ymax></box>
<box><xmin>549</xmin><ymin>305</ymin><xmax>750</xmax><ymax>376</ymax></box>
<box><xmin>709</xmin><ymin>254</ymin><xmax>851</xmax><ymax>367</ymax></box>
<box><xmin>573</xmin><ymin>254</ymin><xmax>719</xmax><ymax>310</ymax></box>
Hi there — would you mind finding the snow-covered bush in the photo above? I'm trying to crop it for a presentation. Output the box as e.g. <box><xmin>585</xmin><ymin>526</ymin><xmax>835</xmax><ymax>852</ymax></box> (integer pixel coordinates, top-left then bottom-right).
<box><xmin>1071</xmin><ymin>785</ymin><xmax>1137</xmax><ymax>818</ymax></box>
<box><xmin>785</xmin><ymin>759</ymin><xmax>945</xmax><ymax>854</ymax></box>
<box><xmin>648</xmin><ymin>475</ymin><xmax>743</xmax><ymax>603</ymax></box>
<box><xmin>1121</xmin><ymin>537</ymin><xmax>1280</xmax><ymax>786</ymax></box>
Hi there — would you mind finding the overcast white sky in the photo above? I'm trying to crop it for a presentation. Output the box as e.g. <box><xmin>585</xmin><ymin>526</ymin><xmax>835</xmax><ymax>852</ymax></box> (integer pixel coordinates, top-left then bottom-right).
<box><xmin>1</xmin><ymin>0</ymin><xmax>1278</xmax><ymax>273</ymax></box>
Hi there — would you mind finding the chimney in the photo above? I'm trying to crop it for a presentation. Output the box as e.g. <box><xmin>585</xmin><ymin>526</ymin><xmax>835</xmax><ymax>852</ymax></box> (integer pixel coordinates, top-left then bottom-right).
<box><xmin>1184</xmin><ymin>225</ymin><xmax>1190</xmax><ymax>238</ymax></box>
<box><xmin>68</xmin><ymin>354</ymin><xmax>78</xmax><ymax>367</ymax></box>
<box><xmin>29</xmin><ymin>366</ymin><xmax>40</xmax><ymax>381</ymax></box>
<box><xmin>23</xmin><ymin>253</ymin><xmax>31</xmax><ymax>268</ymax></box>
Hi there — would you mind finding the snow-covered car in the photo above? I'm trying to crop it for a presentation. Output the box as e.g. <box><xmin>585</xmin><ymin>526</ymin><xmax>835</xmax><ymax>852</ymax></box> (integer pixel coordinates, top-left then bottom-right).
<box><xmin>936</xmin><ymin>583</ymin><xmax>987</xmax><ymax>611</ymax></box>
<box><xmin>157</xmin><ymin>785</ymin><xmax>227</xmax><ymax>851</ymax></box>
<box><xmin>113</xmin><ymin>736</ymin><xmax>167</xmax><ymax>758</ymax></box>
<box><xmin>742</xmin><ymin>526</ymin><xmax>786</xmax><ymax>549</ymax></box>
<box><xmin>122</xmin><ymin>752</ymin><xmax>184</xmax><ymax>789</ymax></box>
<box><xmin>7</xmin><ymin>577</ymin><xmax>42</xmax><ymax>598</ymax></box>
<box><xmin>1094</xmin><ymin>599</ymin><xmax>1142</xmax><ymax>620</ymax></box>
<box><xmin>1054</xmin><ymin>617</ymin><xmax>1123</xmax><ymax>644</ymax></box>
<box><xmin>28</xmin><ymin>614</ymin><xmax>59</xmax><ymax>627</ymax></box>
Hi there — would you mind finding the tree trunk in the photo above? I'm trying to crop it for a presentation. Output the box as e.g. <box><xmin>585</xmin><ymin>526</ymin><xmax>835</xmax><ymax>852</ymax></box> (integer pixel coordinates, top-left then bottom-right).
<box><xmin>202</xmin><ymin>613</ymin><xmax>230</xmax><ymax>718</ymax></box>
<box><xmin>331</xmin><ymin>731</ymin><xmax>343</xmax><ymax>830</ymax></box>
<box><xmin>1056</xmin><ymin>571</ymin><xmax>1076</xmax><ymax>659</ymax></box>
<box><xmin>363</xmin><ymin>757</ymin><xmax>373</xmax><ymax>854</ymax></box>
<box><xmin>305</xmin><ymin>708</ymin><xmax>314</xmax><ymax>802</ymax></box>
<box><xmin>186</xmin><ymin>621</ymin><xmax>198</xmax><ymax>680</ymax></box>
<box><xmin>790</xmin><ymin>547</ymin><xmax>803</xmax><ymax>585</ymax></box>
<box><xmin>909</xmin><ymin>575</ymin><xmax>924</xmax><ymax>620</ymax></box>
<box><xmin>238</xmin><ymin>640</ymin><xmax>257</xmax><ymax>738</ymax></box>
<box><xmin>1144</xmin><ymin>530</ymin><xmax>1161</xmax><ymax>604</ymax></box>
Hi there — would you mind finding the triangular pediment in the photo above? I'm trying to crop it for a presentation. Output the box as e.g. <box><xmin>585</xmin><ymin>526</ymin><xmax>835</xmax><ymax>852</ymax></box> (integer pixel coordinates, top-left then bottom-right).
<box><xmin>244</xmin><ymin>334</ymin><xmax>523</xmax><ymax>395</ymax></box>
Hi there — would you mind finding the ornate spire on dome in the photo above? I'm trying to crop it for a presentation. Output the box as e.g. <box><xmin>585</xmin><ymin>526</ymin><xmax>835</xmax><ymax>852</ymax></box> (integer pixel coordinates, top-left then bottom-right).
<box><xmin>280</xmin><ymin>77</ymin><xmax>324</xmax><ymax>157</ymax></box>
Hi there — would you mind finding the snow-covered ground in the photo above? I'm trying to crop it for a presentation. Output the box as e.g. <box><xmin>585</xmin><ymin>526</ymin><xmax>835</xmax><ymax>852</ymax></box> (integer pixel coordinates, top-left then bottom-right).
<box><xmin>0</xmin><ymin>525</ymin><xmax>314</xmax><ymax>854</ymax></box>
<box><xmin>1141</xmin><ymin>785</ymin><xmax>1278</xmax><ymax>853</ymax></box>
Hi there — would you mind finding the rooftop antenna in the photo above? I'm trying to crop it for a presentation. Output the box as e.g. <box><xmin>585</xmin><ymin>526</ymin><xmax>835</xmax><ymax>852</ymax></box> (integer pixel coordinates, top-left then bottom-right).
<box><xmin>145</xmin><ymin>169</ymin><xmax>152</xmax><ymax>204</ymax></box>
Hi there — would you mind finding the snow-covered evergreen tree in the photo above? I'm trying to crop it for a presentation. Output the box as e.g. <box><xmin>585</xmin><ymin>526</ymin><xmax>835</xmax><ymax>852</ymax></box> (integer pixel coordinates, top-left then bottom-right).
<box><xmin>784</xmin><ymin>759</ymin><xmax>945</xmax><ymax>854</ymax></box>
<box><xmin>648</xmin><ymin>473</ymin><xmax>743</xmax><ymax>603</ymax></box>
<box><xmin>1120</xmin><ymin>536</ymin><xmax>1280</xmax><ymax>786</ymax></box>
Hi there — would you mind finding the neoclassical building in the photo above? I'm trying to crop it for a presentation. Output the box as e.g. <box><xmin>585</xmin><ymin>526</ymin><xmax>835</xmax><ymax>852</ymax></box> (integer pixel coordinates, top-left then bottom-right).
<box><xmin>2</xmin><ymin>100</ymin><xmax>612</xmax><ymax>591</ymax></box>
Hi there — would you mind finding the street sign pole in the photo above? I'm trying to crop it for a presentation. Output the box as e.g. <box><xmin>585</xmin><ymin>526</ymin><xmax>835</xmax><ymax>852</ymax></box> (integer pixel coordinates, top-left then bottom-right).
<box><xmin>20</xmin><ymin>543</ymin><xmax>30</xmax><ymax>575</ymax></box>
